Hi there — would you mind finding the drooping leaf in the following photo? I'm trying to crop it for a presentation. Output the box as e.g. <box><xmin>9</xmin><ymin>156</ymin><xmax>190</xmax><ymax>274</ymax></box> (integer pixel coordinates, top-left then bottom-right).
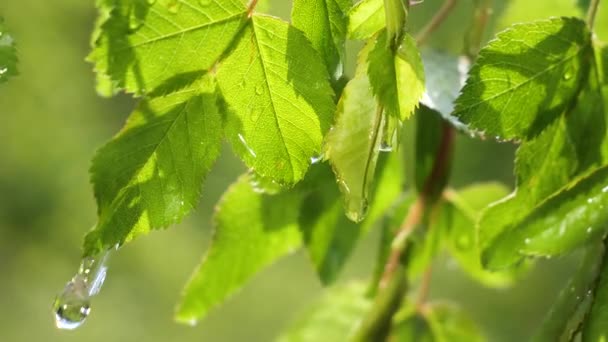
<box><xmin>453</xmin><ymin>17</ymin><xmax>592</xmax><ymax>140</ymax></box>
<box><xmin>534</xmin><ymin>243</ymin><xmax>603</xmax><ymax>342</ymax></box>
<box><xmin>277</xmin><ymin>282</ymin><xmax>371</xmax><ymax>341</ymax></box>
<box><xmin>292</xmin><ymin>0</ymin><xmax>351</xmax><ymax>79</ymax></box>
<box><xmin>300</xmin><ymin>153</ymin><xmax>403</xmax><ymax>284</ymax></box>
<box><xmin>217</xmin><ymin>14</ymin><xmax>335</xmax><ymax>184</ymax></box>
<box><xmin>582</xmin><ymin>244</ymin><xmax>608</xmax><ymax>341</ymax></box>
<box><xmin>89</xmin><ymin>0</ymin><xmax>248</xmax><ymax>95</ymax></box>
<box><xmin>0</xmin><ymin>17</ymin><xmax>17</xmax><ymax>84</ymax></box>
<box><xmin>441</xmin><ymin>183</ymin><xmax>519</xmax><ymax>287</ymax></box>
<box><xmin>348</xmin><ymin>0</ymin><xmax>384</xmax><ymax>40</ymax></box>
<box><xmin>483</xmin><ymin>165</ymin><xmax>608</xmax><ymax>269</ymax></box>
<box><xmin>176</xmin><ymin>174</ymin><xmax>302</xmax><ymax>323</ymax></box>
<box><xmin>325</xmin><ymin>73</ymin><xmax>383</xmax><ymax>222</ymax></box>
<box><xmin>84</xmin><ymin>76</ymin><xmax>222</xmax><ymax>256</ymax></box>
<box><xmin>368</xmin><ymin>29</ymin><xmax>425</xmax><ymax>121</ymax></box>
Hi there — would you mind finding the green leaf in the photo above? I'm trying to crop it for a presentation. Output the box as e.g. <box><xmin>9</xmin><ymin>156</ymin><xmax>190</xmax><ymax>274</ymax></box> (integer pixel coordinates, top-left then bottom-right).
<box><xmin>301</xmin><ymin>153</ymin><xmax>403</xmax><ymax>284</ymax></box>
<box><xmin>391</xmin><ymin>310</ymin><xmax>434</xmax><ymax>342</ymax></box>
<box><xmin>368</xmin><ymin>29</ymin><xmax>425</xmax><ymax>121</ymax></box>
<box><xmin>582</xmin><ymin>245</ymin><xmax>608</xmax><ymax>341</ymax></box>
<box><xmin>176</xmin><ymin>174</ymin><xmax>302</xmax><ymax>323</ymax></box>
<box><xmin>348</xmin><ymin>0</ymin><xmax>384</xmax><ymax>40</ymax></box>
<box><xmin>277</xmin><ymin>282</ymin><xmax>371</xmax><ymax>341</ymax></box>
<box><xmin>425</xmin><ymin>302</ymin><xmax>485</xmax><ymax>342</ymax></box>
<box><xmin>441</xmin><ymin>183</ymin><xmax>519</xmax><ymax>287</ymax></box>
<box><xmin>478</xmin><ymin>51</ymin><xmax>608</xmax><ymax>269</ymax></box>
<box><xmin>217</xmin><ymin>14</ymin><xmax>335</xmax><ymax>184</ymax></box>
<box><xmin>291</xmin><ymin>0</ymin><xmax>351</xmax><ymax>78</ymax></box>
<box><xmin>534</xmin><ymin>244</ymin><xmax>603</xmax><ymax>342</ymax></box>
<box><xmin>325</xmin><ymin>73</ymin><xmax>383</xmax><ymax>222</ymax></box>
<box><xmin>483</xmin><ymin>165</ymin><xmax>608</xmax><ymax>269</ymax></box>
<box><xmin>84</xmin><ymin>76</ymin><xmax>222</xmax><ymax>256</ymax></box>
<box><xmin>89</xmin><ymin>0</ymin><xmax>247</xmax><ymax>95</ymax></box>
<box><xmin>453</xmin><ymin>17</ymin><xmax>592</xmax><ymax>140</ymax></box>
<box><xmin>0</xmin><ymin>17</ymin><xmax>17</xmax><ymax>84</ymax></box>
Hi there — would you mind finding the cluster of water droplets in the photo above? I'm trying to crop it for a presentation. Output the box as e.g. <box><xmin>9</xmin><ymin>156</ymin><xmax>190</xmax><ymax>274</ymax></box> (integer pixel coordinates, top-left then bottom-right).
<box><xmin>53</xmin><ymin>250</ymin><xmax>111</xmax><ymax>330</ymax></box>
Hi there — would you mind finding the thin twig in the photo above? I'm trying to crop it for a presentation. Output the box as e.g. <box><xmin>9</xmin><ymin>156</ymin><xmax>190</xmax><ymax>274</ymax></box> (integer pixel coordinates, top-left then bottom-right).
<box><xmin>416</xmin><ymin>0</ymin><xmax>459</xmax><ymax>45</ymax></box>
<box><xmin>247</xmin><ymin>0</ymin><xmax>258</xmax><ymax>17</ymax></box>
<box><xmin>416</xmin><ymin>267</ymin><xmax>433</xmax><ymax>309</ymax></box>
<box><xmin>587</xmin><ymin>0</ymin><xmax>602</xmax><ymax>30</ymax></box>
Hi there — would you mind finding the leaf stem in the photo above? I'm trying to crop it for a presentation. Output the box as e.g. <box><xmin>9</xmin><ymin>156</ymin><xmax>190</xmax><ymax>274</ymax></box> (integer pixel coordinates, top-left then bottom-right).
<box><xmin>416</xmin><ymin>0</ymin><xmax>459</xmax><ymax>45</ymax></box>
<box><xmin>587</xmin><ymin>0</ymin><xmax>601</xmax><ymax>30</ymax></box>
<box><xmin>247</xmin><ymin>0</ymin><xmax>258</xmax><ymax>17</ymax></box>
<box><xmin>464</xmin><ymin>0</ymin><xmax>493</xmax><ymax>58</ymax></box>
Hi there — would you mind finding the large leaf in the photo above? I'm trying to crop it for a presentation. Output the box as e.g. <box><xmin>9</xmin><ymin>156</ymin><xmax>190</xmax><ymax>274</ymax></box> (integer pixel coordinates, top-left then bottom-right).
<box><xmin>478</xmin><ymin>54</ymin><xmax>608</xmax><ymax>269</ymax></box>
<box><xmin>217</xmin><ymin>14</ymin><xmax>335</xmax><ymax>184</ymax></box>
<box><xmin>324</xmin><ymin>72</ymin><xmax>383</xmax><ymax>222</ymax></box>
<box><xmin>453</xmin><ymin>17</ymin><xmax>592</xmax><ymax>140</ymax></box>
<box><xmin>368</xmin><ymin>29</ymin><xmax>425</xmax><ymax>121</ymax></box>
<box><xmin>483</xmin><ymin>165</ymin><xmax>608</xmax><ymax>269</ymax></box>
<box><xmin>89</xmin><ymin>0</ymin><xmax>247</xmax><ymax>95</ymax></box>
<box><xmin>278</xmin><ymin>282</ymin><xmax>371</xmax><ymax>341</ymax></box>
<box><xmin>84</xmin><ymin>77</ymin><xmax>222</xmax><ymax>256</ymax></box>
<box><xmin>0</xmin><ymin>17</ymin><xmax>17</xmax><ymax>84</ymax></box>
<box><xmin>292</xmin><ymin>0</ymin><xmax>351</xmax><ymax>78</ymax></box>
<box><xmin>348</xmin><ymin>0</ymin><xmax>384</xmax><ymax>40</ymax></box>
<box><xmin>176</xmin><ymin>174</ymin><xmax>302</xmax><ymax>323</ymax></box>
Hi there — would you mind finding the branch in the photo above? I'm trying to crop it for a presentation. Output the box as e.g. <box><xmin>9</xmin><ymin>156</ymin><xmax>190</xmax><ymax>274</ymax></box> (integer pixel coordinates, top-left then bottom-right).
<box><xmin>587</xmin><ymin>0</ymin><xmax>601</xmax><ymax>30</ymax></box>
<box><xmin>416</xmin><ymin>0</ymin><xmax>459</xmax><ymax>45</ymax></box>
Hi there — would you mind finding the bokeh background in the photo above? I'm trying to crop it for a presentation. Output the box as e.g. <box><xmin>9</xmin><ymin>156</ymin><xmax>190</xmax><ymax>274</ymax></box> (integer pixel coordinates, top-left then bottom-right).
<box><xmin>0</xmin><ymin>0</ymin><xmax>606</xmax><ymax>341</ymax></box>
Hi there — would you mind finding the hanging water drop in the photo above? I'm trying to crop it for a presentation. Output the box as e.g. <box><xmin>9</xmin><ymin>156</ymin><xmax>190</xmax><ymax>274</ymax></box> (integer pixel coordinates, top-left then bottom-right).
<box><xmin>53</xmin><ymin>251</ymin><xmax>111</xmax><ymax>330</ymax></box>
<box><xmin>310</xmin><ymin>153</ymin><xmax>324</xmax><ymax>164</ymax></box>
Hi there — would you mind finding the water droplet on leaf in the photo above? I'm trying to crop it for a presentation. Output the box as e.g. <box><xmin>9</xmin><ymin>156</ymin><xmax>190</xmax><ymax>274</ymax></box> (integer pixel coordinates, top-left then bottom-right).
<box><xmin>53</xmin><ymin>251</ymin><xmax>111</xmax><ymax>330</ymax></box>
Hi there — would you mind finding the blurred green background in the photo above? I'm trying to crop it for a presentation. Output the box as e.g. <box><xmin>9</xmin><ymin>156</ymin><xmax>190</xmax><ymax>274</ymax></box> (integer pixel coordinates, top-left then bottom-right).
<box><xmin>0</xmin><ymin>0</ymin><xmax>605</xmax><ymax>341</ymax></box>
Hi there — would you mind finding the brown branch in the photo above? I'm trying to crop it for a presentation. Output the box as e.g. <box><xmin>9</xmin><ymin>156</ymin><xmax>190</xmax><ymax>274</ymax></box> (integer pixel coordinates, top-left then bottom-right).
<box><xmin>247</xmin><ymin>0</ymin><xmax>258</xmax><ymax>17</ymax></box>
<box><xmin>416</xmin><ymin>0</ymin><xmax>459</xmax><ymax>45</ymax></box>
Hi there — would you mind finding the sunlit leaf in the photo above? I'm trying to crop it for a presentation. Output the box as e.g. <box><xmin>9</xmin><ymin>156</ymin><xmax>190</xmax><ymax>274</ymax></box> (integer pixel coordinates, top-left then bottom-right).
<box><xmin>217</xmin><ymin>14</ymin><xmax>335</xmax><ymax>184</ymax></box>
<box><xmin>454</xmin><ymin>17</ymin><xmax>592</xmax><ymax>140</ymax></box>
<box><xmin>89</xmin><ymin>0</ymin><xmax>247</xmax><ymax>95</ymax></box>
<box><xmin>84</xmin><ymin>76</ymin><xmax>222</xmax><ymax>256</ymax></box>
<box><xmin>176</xmin><ymin>174</ymin><xmax>302</xmax><ymax>323</ymax></box>
<box><xmin>368</xmin><ymin>29</ymin><xmax>425</xmax><ymax>121</ymax></box>
<box><xmin>292</xmin><ymin>0</ymin><xmax>351</xmax><ymax>78</ymax></box>
<box><xmin>348</xmin><ymin>0</ymin><xmax>384</xmax><ymax>40</ymax></box>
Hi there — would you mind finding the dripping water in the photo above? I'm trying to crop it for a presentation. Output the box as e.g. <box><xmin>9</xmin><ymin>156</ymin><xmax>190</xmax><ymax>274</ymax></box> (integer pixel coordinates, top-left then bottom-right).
<box><xmin>52</xmin><ymin>250</ymin><xmax>111</xmax><ymax>330</ymax></box>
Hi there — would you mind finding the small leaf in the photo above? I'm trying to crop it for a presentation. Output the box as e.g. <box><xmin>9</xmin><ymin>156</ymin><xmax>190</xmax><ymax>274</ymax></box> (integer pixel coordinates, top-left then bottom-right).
<box><xmin>453</xmin><ymin>17</ymin><xmax>592</xmax><ymax>140</ymax></box>
<box><xmin>176</xmin><ymin>174</ymin><xmax>302</xmax><ymax>323</ymax></box>
<box><xmin>483</xmin><ymin>165</ymin><xmax>608</xmax><ymax>269</ymax></box>
<box><xmin>292</xmin><ymin>0</ymin><xmax>351</xmax><ymax>79</ymax></box>
<box><xmin>277</xmin><ymin>282</ymin><xmax>371</xmax><ymax>342</ymax></box>
<box><xmin>84</xmin><ymin>76</ymin><xmax>222</xmax><ymax>256</ymax></box>
<box><xmin>325</xmin><ymin>73</ymin><xmax>383</xmax><ymax>222</ymax></box>
<box><xmin>0</xmin><ymin>17</ymin><xmax>18</xmax><ymax>84</ymax></box>
<box><xmin>368</xmin><ymin>29</ymin><xmax>425</xmax><ymax>121</ymax></box>
<box><xmin>348</xmin><ymin>0</ymin><xmax>385</xmax><ymax>40</ymax></box>
<box><xmin>217</xmin><ymin>14</ymin><xmax>335</xmax><ymax>184</ymax></box>
<box><xmin>89</xmin><ymin>0</ymin><xmax>247</xmax><ymax>95</ymax></box>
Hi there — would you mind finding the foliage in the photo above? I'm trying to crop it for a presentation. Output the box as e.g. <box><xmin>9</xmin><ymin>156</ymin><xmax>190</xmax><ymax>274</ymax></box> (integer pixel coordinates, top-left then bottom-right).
<box><xmin>28</xmin><ymin>0</ymin><xmax>608</xmax><ymax>339</ymax></box>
